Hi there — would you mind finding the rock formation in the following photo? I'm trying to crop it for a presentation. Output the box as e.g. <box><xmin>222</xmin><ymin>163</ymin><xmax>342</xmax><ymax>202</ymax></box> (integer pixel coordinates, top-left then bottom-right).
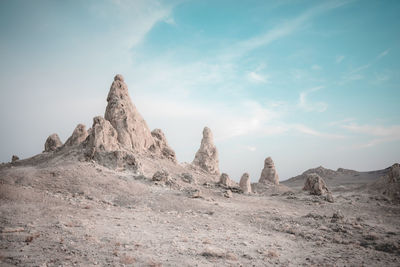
<box><xmin>259</xmin><ymin>157</ymin><xmax>279</xmax><ymax>185</ymax></box>
<box><xmin>44</xmin><ymin>134</ymin><xmax>62</xmax><ymax>152</ymax></box>
<box><xmin>104</xmin><ymin>74</ymin><xmax>154</xmax><ymax>152</ymax></box>
<box><xmin>239</xmin><ymin>173</ymin><xmax>251</xmax><ymax>194</ymax></box>
<box><xmin>85</xmin><ymin>116</ymin><xmax>119</xmax><ymax>156</ymax></box>
<box><xmin>303</xmin><ymin>173</ymin><xmax>329</xmax><ymax>195</ymax></box>
<box><xmin>64</xmin><ymin>124</ymin><xmax>88</xmax><ymax>147</ymax></box>
<box><xmin>371</xmin><ymin>163</ymin><xmax>400</xmax><ymax>203</ymax></box>
<box><xmin>192</xmin><ymin>127</ymin><xmax>219</xmax><ymax>175</ymax></box>
<box><xmin>149</xmin><ymin>129</ymin><xmax>176</xmax><ymax>162</ymax></box>
<box><xmin>219</xmin><ymin>173</ymin><xmax>232</xmax><ymax>187</ymax></box>
<box><xmin>11</xmin><ymin>155</ymin><xmax>19</xmax><ymax>163</ymax></box>
<box><xmin>303</xmin><ymin>166</ymin><xmax>337</xmax><ymax>177</ymax></box>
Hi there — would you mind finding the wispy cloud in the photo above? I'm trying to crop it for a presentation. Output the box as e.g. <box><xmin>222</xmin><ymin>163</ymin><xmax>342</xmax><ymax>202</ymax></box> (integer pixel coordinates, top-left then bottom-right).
<box><xmin>291</xmin><ymin>124</ymin><xmax>345</xmax><ymax>139</ymax></box>
<box><xmin>247</xmin><ymin>71</ymin><xmax>269</xmax><ymax>83</ymax></box>
<box><xmin>327</xmin><ymin>117</ymin><xmax>355</xmax><ymax>126</ymax></box>
<box><xmin>222</xmin><ymin>1</ymin><xmax>351</xmax><ymax>60</ymax></box>
<box><xmin>311</xmin><ymin>64</ymin><xmax>322</xmax><ymax>70</ymax></box>
<box><xmin>341</xmin><ymin>123</ymin><xmax>400</xmax><ymax>147</ymax></box>
<box><xmin>377</xmin><ymin>48</ymin><xmax>390</xmax><ymax>59</ymax></box>
<box><xmin>298</xmin><ymin>86</ymin><xmax>328</xmax><ymax>112</ymax></box>
<box><xmin>336</xmin><ymin>55</ymin><xmax>345</xmax><ymax>63</ymax></box>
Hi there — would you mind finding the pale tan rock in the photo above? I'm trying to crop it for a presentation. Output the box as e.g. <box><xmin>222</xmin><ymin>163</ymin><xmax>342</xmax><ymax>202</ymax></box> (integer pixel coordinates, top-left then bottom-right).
<box><xmin>239</xmin><ymin>173</ymin><xmax>251</xmax><ymax>194</ymax></box>
<box><xmin>259</xmin><ymin>157</ymin><xmax>279</xmax><ymax>185</ymax></box>
<box><xmin>44</xmin><ymin>133</ymin><xmax>62</xmax><ymax>152</ymax></box>
<box><xmin>224</xmin><ymin>190</ymin><xmax>233</xmax><ymax>198</ymax></box>
<box><xmin>149</xmin><ymin>129</ymin><xmax>176</xmax><ymax>162</ymax></box>
<box><xmin>104</xmin><ymin>74</ymin><xmax>154</xmax><ymax>152</ymax></box>
<box><xmin>152</xmin><ymin>170</ymin><xmax>170</xmax><ymax>182</ymax></box>
<box><xmin>219</xmin><ymin>173</ymin><xmax>231</xmax><ymax>187</ymax></box>
<box><xmin>192</xmin><ymin>127</ymin><xmax>219</xmax><ymax>175</ymax></box>
<box><xmin>86</xmin><ymin>116</ymin><xmax>119</xmax><ymax>155</ymax></box>
<box><xmin>64</xmin><ymin>124</ymin><xmax>88</xmax><ymax>147</ymax></box>
<box><xmin>11</xmin><ymin>155</ymin><xmax>19</xmax><ymax>163</ymax></box>
<box><xmin>303</xmin><ymin>173</ymin><xmax>329</xmax><ymax>195</ymax></box>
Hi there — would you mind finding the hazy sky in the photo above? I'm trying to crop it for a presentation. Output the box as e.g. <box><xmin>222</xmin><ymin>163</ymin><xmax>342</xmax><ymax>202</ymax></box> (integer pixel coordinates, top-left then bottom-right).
<box><xmin>1</xmin><ymin>0</ymin><xmax>399</xmax><ymax>181</ymax></box>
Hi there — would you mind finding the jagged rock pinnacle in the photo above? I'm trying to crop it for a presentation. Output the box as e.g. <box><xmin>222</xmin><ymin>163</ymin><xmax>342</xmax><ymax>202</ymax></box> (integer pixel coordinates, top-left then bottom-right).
<box><xmin>104</xmin><ymin>74</ymin><xmax>154</xmax><ymax>152</ymax></box>
<box><xmin>192</xmin><ymin>127</ymin><xmax>219</xmax><ymax>175</ymax></box>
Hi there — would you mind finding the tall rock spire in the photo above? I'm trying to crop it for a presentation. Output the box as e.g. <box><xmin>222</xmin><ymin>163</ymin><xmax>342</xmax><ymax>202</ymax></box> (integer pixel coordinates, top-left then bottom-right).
<box><xmin>104</xmin><ymin>74</ymin><xmax>154</xmax><ymax>152</ymax></box>
<box><xmin>192</xmin><ymin>127</ymin><xmax>220</xmax><ymax>175</ymax></box>
<box><xmin>259</xmin><ymin>157</ymin><xmax>279</xmax><ymax>185</ymax></box>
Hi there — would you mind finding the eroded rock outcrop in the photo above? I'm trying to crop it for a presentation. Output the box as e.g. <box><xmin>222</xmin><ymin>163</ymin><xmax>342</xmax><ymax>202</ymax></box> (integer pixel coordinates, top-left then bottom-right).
<box><xmin>104</xmin><ymin>74</ymin><xmax>154</xmax><ymax>152</ymax></box>
<box><xmin>44</xmin><ymin>134</ymin><xmax>62</xmax><ymax>152</ymax></box>
<box><xmin>11</xmin><ymin>155</ymin><xmax>19</xmax><ymax>163</ymax></box>
<box><xmin>219</xmin><ymin>173</ymin><xmax>232</xmax><ymax>187</ymax></box>
<box><xmin>372</xmin><ymin>163</ymin><xmax>400</xmax><ymax>203</ymax></box>
<box><xmin>239</xmin><ymin>173</ymin><xmax>251</xmax><ymax>194</ymax></box>
<box><xmin>303</xmin><ymin>173</ymin><xmax>329</xmax><ymax>195</ymax></box>
<box><xmin>192</xmin><ymin>127</ymin><xmax>219</xmax><ymax>175</ymax></box>
<box><xmin>86</xmin><ymin>116</ymin><xmax>119</xmax><ymax>156</ymax></box>
<box><xmin>259</xmin><ymin>157</ymin><xmax>279</xmax><ymax>185</ymax></box>
<box><xmin>149</xmin><ymin>129</ymin><xmax>176</xmax><ymax>162</ymax></box>
<box><xmin>64</xmin><ymin>124</ymin><xmax>88</xmax><ymax>147</ymax></box>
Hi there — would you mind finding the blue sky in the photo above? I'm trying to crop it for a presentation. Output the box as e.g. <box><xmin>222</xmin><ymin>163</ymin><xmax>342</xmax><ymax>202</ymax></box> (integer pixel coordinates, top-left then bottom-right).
<box><xmin>0</xmin><ymin>0</ymin><xmax>399</xmax><ymax>181</ymax></box>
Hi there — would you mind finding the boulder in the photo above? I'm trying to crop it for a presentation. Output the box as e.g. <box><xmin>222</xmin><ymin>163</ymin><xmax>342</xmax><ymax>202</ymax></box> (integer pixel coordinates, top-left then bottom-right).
<box><xmin>181</xmin><ymin>173</ymin><xmax>195</xmax><ymax>184</ymax></box>
<box><xmin>11</xmin><ymin>155</ymin><xmax>19</xmax><ymax>163</ymax></box>
<box><xmin>192</xmin><ymin>127</ymin><xmax>219</xmax><ymax>175</ymax></box>
<box><xmin>219</xmin><ymin>173</ymin><xmax>232</xmax><ymax>187</ymax></box>
<box><xmin>104</xmin><ymin>74</ymin><xmax>154</xmax><ymax>152</ymax></box>
<box><xmin>64</xmin><ymin>124</ymin><xmax>88</xmax><ymax>147</ymax></box>
<box><xmin>239</xmin><ymin>173</ymin><xmax>251</xmax><ymax>194</ymax></box>
<box><xmin>259</xmin><ymin>157</ymin><xmax>279</xmax><ymax>185</ymax></box>
<box><xmin>224</xmin><ymin>190</ymin><xmax>233</xmax><ymax>198</ymax></box>
<box><xmin>149</xmin><ymin>129</ymin><xmax>177</xmax><ymax>162</ymax></box>
<box><xmin>152</xmin><ymin>170</ymin><xmax>170</xmax><ymax>182</ymax></box>
<box><xmin>44</xmin><ymin>134</ymin><xmax>62</xmax><ymax>152</ymax></box>
<box><xmin>303</xmin><ymin>173</ymin><xmax>329</xmax><ymax>195</ymax></box>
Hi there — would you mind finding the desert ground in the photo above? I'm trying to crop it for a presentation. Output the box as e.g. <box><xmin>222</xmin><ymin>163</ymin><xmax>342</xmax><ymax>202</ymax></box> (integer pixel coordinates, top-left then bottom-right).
<box><xmin>1</xmin><ymin>75</ymin><xmax>399</xmax><ymax>266</ymax></box>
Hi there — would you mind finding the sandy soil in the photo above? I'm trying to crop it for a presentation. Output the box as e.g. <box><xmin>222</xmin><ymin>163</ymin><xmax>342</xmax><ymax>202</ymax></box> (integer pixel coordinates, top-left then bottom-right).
<box><xmin>1</xmin><ymin>154</ymin><xmax>399</xmax><ymax>266</ymax></box>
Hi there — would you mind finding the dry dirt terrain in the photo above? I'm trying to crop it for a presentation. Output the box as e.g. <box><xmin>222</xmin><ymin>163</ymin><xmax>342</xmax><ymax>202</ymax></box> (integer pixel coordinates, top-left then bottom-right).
<box><xmin>0</xmin><ymin>152</ymin><xmax>399</xmax><ymax>266</ymax></box>
<box><xmin>1</xmin><ymin>75</ymin><xmax>399</xmax><ymax>266</ymax></box>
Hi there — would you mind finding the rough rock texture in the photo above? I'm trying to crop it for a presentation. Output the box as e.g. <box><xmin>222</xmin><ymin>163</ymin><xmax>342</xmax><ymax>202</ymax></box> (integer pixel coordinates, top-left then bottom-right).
<box><xmin>303</xmin><ymin>173</ymin><xmax>329</xmax><ymax>195</ymax></box>
<box><xmin>152</xmin><ymin>170</ymin><xmax>170</xmax><ymax>182</ymax></box>
<box><xmin>192</xmin><ymin>127</ymin><xmax>219</xmax><ymax>175</ymax></box>
<box><xmin>239</xmin><ymin>173</ymin><xmax>251</xmax><ymax>194</ymax></box>
<box><xmin>44</xmin><ymin>134</ymin><xmax>62</xmax><ymax>152</ymax></box>
<box><xmin>85</xmin><ymin>116</ymin><xmax>119</xmax><ymax>156</ymax></box>
<box><xmin>259</xmin><ymin>157</ymin><xmax>279</xmax><ymax>185</ymax></box>
<box><xmin>326</xmin><ymin>192</ymin><xmax>334</xmax><ymax>203</ymax></box>
<box><xmin>104</xmin><ymin>74</ymin><xmax>154</xmax><ymax>152</ymax></box>
<box><xmin>303</xmin><ymin>166</ymin><xmax>337</xmax><ymax>177</ymax></box>
<box><xmin>149</xmin><ymin>129</ymin><xmax>176</xmax><ymax>162</ymax></box>
<box><xmin>64</xmin><ymin>124</ymin><xmax>88</xmax><ymax>147</ymax></box>
<box><xmin>219</xmin><ymin>173</ymin><xmax>232</xmax><ymax>187</ymax></box>
<box><xmin>11</xmin><ymin>155</ymin><xmax>19</xmax><ymax>163</ymax></box>
<box><xmin>372</xmin><ymin>163</ymin><xmax>400</xmax><ymax>203</ymax></box>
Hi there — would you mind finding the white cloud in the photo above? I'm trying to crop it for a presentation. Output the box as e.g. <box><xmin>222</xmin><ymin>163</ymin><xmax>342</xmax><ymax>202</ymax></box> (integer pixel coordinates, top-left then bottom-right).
<box><xmin>311</xmin><ymin>64</ymin><xmax>322</xmax><ymax>70</ymax></box>
<box><xmin>377</xmin><ymin>48</ymin><xmax>390</xmax><ymax>59</ymax></box>
<box><xmin>341</xmin><ymin>123</ymin><xmax>400</xmax><ymax>147</ymax></box>
<box><xmin>291</xmin><ymin>124</ymin><xmax>344</xmax><ymax>139</ymax></box>
<box><xmin>327</xmin><ymin>118</ymin><xmax>355</xmax><ymax>126</ymax></box>
<box><xmin>247</xmin><ymin>71</ymin><xmax>269</xmax><ymax>83</ymax></box>
<box><xmin>336</xmin><ymin>55</ymin><xmax>345</xmax><ymax>63</ymax></box>
<box><xmin>221</xmin><ymin>1</ymin><xmax>350</xmax><ymax>60</ymax></box>
<box><xmin>298</xmin><ymin>86</ymin><xmax>328</xmax><ymax>112</ymax></box>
